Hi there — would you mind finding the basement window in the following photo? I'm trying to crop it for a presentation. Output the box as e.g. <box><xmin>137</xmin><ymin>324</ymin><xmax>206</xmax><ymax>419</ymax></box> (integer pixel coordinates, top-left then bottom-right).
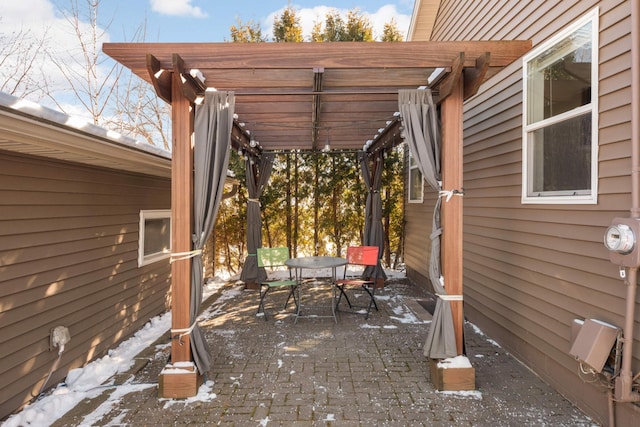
<box><xmin>138</xmin><ymin>210</ymin><xmax>171</xmax><ymax>267</ymax></box>
<box><xmin>522</xmin><ymin>8</ymin><xmax>598</xmax><ymax>204</ymax></box>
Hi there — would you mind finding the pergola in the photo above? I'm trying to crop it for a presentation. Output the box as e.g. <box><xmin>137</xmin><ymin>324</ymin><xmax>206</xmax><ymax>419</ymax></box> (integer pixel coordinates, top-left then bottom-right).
<box><xmin>103</xmin><ymin>40</ymin><xmax>530</xmax><ymax>397</ymax></box>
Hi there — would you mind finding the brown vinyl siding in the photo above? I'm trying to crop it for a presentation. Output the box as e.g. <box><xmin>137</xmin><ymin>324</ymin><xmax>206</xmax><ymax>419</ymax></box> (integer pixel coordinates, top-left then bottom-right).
<box><xmin>403</xmin><ymin>145</ymin><xmax>437</xmax><ymax>286</ymax></box>
<box><xmin>0</xmin><ymin>151</ymin><xmax>171</xmax><ymax>419</ymax></box>
<box><xmin>405</xmin><ymin>0</ymin><xmax>637</xmax><ymax>425</ymax></box>
<box><xmin>404</xmin><ymin>194</ymin><xmax>436</xmax><ymax>286</ymax></box>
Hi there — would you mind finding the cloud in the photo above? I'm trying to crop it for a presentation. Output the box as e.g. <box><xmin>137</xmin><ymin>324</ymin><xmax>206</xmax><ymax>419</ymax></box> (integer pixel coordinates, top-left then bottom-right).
<box><xmin>263</xmin><ymin>4</ymin><xmax>410</xmax><ymax>41</ymax></box>
<box><xmin>0</xmin><ymin>1</ymin><xmax>110</xmax><ymax>89</ymax></box>
<box><xmin>367</xmin><ymin>5</ymin><xmax>411</xmax><ymax>40</ymax></box>
<box><xmin>0</xmin><ymin>0</ymin><xmax>122</xmax><ymax>123</ymax></box>
<box><xmin>150</xmin><ymin>0</ymin><xmax>207</xmax><ymax>18</ymax></box>
<box><xmin>0</xmin><ymin>0</ymin><xmax>56</xmax><ymax>27</ymax></box>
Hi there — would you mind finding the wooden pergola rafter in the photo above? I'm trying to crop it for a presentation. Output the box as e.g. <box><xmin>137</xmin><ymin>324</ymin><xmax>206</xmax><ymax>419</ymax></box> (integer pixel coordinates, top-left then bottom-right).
<box><xmin>106</xmin><ymin>41</ymin><xmax>529</xmax><ymax>154</ymax></box>
<box><xmin>103</xmin><ymin>40</ymin><xmax>531</xmax><ymax>398</ymax></box>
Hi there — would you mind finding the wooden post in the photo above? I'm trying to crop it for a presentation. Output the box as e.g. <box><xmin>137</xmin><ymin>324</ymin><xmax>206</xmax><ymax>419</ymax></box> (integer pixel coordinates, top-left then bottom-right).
<box><xmin>158</xmin><ymin>58</ymin><xmax>202</xmax><ymax>398</ymax></box>
<box><xmin>440</xmin><ymin>73</ymin><xmax>465</xmax><ymax>355</ymax></box>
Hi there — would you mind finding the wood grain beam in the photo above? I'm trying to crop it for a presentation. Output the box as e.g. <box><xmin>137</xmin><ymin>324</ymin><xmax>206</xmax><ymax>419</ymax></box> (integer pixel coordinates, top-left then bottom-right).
<box><xmin>367</xmin><ymin>118</ymin><xmax>403</xmax><ymax>155</ymax></box>
<box><xmin>229</xmin><ymin>121</ymin><xmax>263</xmax><ymax>162</ymax></box>
<box><xmin>169</xmin><ymin>57</ymin><xmax>193</xmax><ymax>366</ymax></box>
<box><xmin>463</xmin><ymin>53</ymin><xmax>490</xmax><ymax>99</ymax></box>
<box><xmin>104</xmin><ymin>41</ymin><xmax>532</xmax><ymax>73</ymax></box>
<box><xmin>146</xmin><ymin>54</ymin><xmax>172</xmax><ymax>104</ymax></box>
<box><xmin>440</xmin><ymin>73</ymin><xmax>465</xmax><ymax>356</ymax></box>
<box><xmin>173</xmin><ymin>54</ymin><xmax>203</xmax><ymax>103</ymax></box>
<box><xmin>312</xmin><ymin>67</ymin><xmax>324</xmax><ymax>151</ymax></box>
<box><xmin>437</xmin><ymin>52</ymin><xmax>464</xmax><ymax>103</ymax></box>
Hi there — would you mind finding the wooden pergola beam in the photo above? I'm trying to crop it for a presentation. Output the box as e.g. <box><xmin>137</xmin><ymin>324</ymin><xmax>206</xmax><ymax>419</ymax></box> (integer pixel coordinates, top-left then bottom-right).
<box><xmin>437</xmin><ymin>52</ymin><xmax>465</xmax><ymax>102</ymax></box>
<box><xmin>311</xmin><ymin>67</ymin><xmax>324</xmax><ymax>151</ymax></box>
<box><xmin>441</xmin><ymin>73</ymin><xmax>465</xmax><ymax>356</ymax></box>
<box><xmin>158</xmin><ymin>53</ymin><xmax>199</xmax><ymax>398</ymax></box>
<box><xmin>173</xmin><ymin>54</ymin><xmax>202</xmax><ymax>103</ymax></box>
<box><xmin>106</xmin><ymin>41</ymin><xmax>531</xmax><ymax>152</ymax></box>
<box><xmin>367</xmin><ymin>118</ymin><xmax>403</xmax><ymax>155</ymax></box>
<box><xmin>146</xmin><ymin>54</ymin><xmax>172</xmax><ymax>104</ymax></box>
<box><xmin>463</xmin><ymin>53</ymin><xmax>490</xmax><ymax>99</ymax></box>
<box><xmin>105</xmin><ymin>41</ymin><xmax>531</xmax><ymax>72</ymax></box>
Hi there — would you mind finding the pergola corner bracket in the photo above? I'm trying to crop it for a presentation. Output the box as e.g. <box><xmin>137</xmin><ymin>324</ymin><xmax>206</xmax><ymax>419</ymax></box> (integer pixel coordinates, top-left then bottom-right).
<box><xmin>146</xmin><ymin>53</ymin><xmax>172</xmax><ymax>104</ymax></box>
<box><xmin>172</xmin><ymin>53</ymin><xmax>204</xmax><ymax>103</ymax></box>
<box><xmin>436</xmin><ymin>52</ymin><xmax>465</xmax><ymax>103</ymax></box>
<box><xmin>463</xmin><ymin>52</ymin><xmax>490</xmax><ymax>100</ymax></box>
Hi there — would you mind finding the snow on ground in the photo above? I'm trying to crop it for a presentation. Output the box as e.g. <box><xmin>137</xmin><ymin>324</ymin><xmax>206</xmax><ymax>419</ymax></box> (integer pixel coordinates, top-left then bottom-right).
<box><xmin>2</xmin><ymin>312</ymin><xmax>172</xmax><ymax>427</ymax></box>
<box><xmin>2</xmin><ymin>276</ymin><xmax>231</xmax><ymax>427</ymax></box>
<box><xmin>2</xmin><ymin>268</ymin><xmax>476</xmax><ymax>427</ymax></box>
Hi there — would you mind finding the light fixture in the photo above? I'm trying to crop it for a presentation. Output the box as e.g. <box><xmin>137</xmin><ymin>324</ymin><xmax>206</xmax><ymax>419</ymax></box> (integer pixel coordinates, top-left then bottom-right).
<box><xmin>323</xmin><ymin>130</ymin><xmax>331</xmax><ymax>152</ymax></box>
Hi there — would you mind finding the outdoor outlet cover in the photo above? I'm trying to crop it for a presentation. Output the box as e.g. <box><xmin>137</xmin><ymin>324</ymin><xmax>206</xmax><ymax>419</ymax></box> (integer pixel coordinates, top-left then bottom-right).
<box><xmin>50</xmin><ymin>326</ymin><xmax>71</xmax><ymax>350</ymax></box>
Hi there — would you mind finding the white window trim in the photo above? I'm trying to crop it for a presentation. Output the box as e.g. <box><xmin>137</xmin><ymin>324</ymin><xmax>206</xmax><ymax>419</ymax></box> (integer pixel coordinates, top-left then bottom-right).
<box><xmin>408</xmin><ymin>152</ymin><xmax>424</xmax><ymax>203</ymax></box>
<box><xmin>521</xmin><ymin>8</ymin><xmax>599</xmax><ymax>205</ymax></box>
<box><xmin>138</xmin><ymin>209</ymin><xmax>172</xmax><ymax>267</ymax></box>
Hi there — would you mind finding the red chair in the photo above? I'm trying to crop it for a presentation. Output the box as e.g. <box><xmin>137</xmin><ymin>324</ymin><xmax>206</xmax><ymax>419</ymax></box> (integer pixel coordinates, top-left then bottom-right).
<box><xmin>335</xmin><ymin>246</ymin><xmax>380</xmax><ymax>319</ymax></box>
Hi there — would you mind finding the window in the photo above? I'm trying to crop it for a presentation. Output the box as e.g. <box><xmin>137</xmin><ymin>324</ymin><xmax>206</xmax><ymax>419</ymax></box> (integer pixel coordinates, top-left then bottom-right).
<box><xmin>522</xmin><ymin>9</ymin><xmax>598</xmax><ymax>204</ymax></box>
<box><xmin>408</xmin><ymin>152</ymin><xmax>424</xmax><ymax>203</ymax></box>
<box><xmin>138</xmin><ymin>210</ymin><xmax>171</xmax><ymax>267</ymax></box>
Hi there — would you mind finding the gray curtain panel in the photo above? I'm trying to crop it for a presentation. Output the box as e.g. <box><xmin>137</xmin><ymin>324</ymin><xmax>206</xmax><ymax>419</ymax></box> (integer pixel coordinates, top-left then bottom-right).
<box><xmin>360</xmin><ymin>151</ymin><xmax>387</xmax><ymax>281</ymax></box>
<box><xmin>191</xmin><ymin>91</ymin><xmax>235</xmax><ymax>374</ymax></box>
<box><xmin>399</xmin><ymin>88</ymin><xmax>457</xmax><ymax>359</ymax></box>
<box><xmin>240</xmin><ymin>153</ymin><xmax>274</xmax><ymax>285</ymax></box>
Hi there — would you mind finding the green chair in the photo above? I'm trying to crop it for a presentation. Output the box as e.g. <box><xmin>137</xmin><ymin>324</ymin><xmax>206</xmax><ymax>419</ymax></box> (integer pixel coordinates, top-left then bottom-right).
<box><xmin>256</xmin><ymin>247</ymin><xmax>298</xmax><ymax>320</ymax></box>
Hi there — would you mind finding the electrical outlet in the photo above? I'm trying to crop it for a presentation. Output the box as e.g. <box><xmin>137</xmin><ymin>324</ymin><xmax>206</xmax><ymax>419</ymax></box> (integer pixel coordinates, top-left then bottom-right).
<box><xmin>50</xmin><ymin>326</ymin><xmax>71</xmax><ymax>351</ymax></box>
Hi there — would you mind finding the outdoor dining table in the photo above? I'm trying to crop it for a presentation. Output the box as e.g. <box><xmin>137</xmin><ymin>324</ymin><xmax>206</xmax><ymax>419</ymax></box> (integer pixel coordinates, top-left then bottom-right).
<box><xmin>285</xmin><ymin>256</ymin><xmax>347</xmax><ymax>323</ymax></box>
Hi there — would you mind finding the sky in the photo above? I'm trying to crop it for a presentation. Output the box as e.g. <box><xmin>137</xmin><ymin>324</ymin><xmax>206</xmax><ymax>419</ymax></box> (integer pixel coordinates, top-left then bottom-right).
<box><xmin>0</xmin><ymin>0</ymin><xmax>414</xmax><ymax>126</ymax></box>
<box><xmin>111</xmin><ymin>0</ymin><xmax>414</xmax><ymax>42</ymax></box>
<box><xmin>1</xmin><ymin>0</ymin><xmax>414</xmax><ymax>43</ymax></box>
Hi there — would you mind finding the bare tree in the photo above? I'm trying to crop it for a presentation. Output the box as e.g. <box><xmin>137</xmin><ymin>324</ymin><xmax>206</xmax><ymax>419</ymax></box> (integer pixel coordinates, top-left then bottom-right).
<box><xmin>110</xmin><ymin>74</ymin><xmax>171</xmax><ymax>150</ymax></box>
<box><xmin>107</xmin><ymin>18</ymin><xmax>171</xmax><ymax>150</ymax></box>
<box><xmin>43</xmin><ymin>0</ymin><xmax>121</xmax><ymax>126</ymax></box>
<box><xmin>0</xmin><ymin>23</ymin><xmax>50</xmax><ymax>99</ymax></box>
<box><xmin>36</xmin><ymin>0</ymin><xmax>171</xmax><ymax>149</ymax></box>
